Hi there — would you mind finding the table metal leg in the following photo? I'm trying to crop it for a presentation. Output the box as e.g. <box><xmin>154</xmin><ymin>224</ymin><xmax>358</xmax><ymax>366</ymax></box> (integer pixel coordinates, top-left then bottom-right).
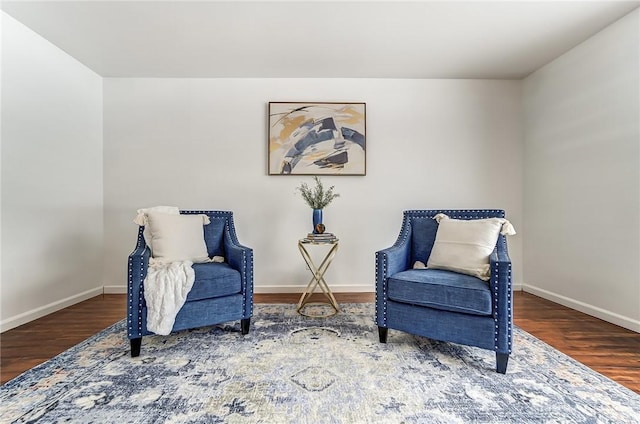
<box><xmin>297</xmin><ymin>241</ymin><xmax>340</xmax><ymax>317</ymax></box>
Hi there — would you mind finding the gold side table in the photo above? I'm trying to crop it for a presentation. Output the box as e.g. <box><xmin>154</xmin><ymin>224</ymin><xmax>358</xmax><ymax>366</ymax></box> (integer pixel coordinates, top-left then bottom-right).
<box><xmin>297</xmin><ymin>238</ymin><xmax>340</xmax><ymax>317</ymax></box>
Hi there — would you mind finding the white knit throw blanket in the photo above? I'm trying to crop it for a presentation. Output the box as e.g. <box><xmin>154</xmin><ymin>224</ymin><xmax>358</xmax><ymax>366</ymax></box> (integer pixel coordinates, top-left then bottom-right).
<box><xmin>143</xmin><ymin>258</ymin><xmax>195</xmax><ymax>336</ymax></box>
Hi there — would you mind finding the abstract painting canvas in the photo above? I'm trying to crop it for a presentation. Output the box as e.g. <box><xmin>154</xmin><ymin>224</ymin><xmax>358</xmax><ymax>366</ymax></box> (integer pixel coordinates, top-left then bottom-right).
<box><xmin>268</xmin><ymin>102</ymin><xmax>366</xmax><ymax>175</ymax></box>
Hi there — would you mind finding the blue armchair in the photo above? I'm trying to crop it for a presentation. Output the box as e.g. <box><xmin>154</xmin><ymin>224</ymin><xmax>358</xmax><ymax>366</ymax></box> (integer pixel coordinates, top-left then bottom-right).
<box><xmin>127</xmin><ymin>210</ymin><xmax>253</xmax><ymax>357</ymax></box>
<box><xmin>376</xmin><ymin>209</ymin><xmax>513</xmax><ymax>373</ymax></box>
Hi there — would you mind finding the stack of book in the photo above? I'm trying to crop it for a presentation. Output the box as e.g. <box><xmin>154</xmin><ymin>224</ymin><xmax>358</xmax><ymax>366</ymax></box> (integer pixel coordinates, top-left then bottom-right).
<box><xmin>304</xmin><ymin>232</ymin><xmax>338</xmax><ymax>243</ymax></box>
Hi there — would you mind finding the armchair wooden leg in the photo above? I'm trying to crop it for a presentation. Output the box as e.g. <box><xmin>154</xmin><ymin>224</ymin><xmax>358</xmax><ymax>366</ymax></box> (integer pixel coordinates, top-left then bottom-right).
<box><xmin>378</xmin><ymin>326</ymin><xmax>388</xmax><ymax>343</ymax></box>
<box><xmin>496</xmin><ymin>352</ymin><xmax>509</xmax><ymax>374</ymax></box>
<box><xmin>241</xmin><ymin>318</ymin><xmax>250</xmax><ymax>335</ymax></box>
<box><xmin>131</xmin><ymin>338</ymin><xmax>142</xmax><ymax>358</ymax></box>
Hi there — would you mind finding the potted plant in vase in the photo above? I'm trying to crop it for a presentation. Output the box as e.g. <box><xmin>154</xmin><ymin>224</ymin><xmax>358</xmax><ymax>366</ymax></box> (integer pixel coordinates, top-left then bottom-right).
<box><xmin>296</xmin><ymin>176</ymin><xmax>340</xmax><ymax>234</ymax></box>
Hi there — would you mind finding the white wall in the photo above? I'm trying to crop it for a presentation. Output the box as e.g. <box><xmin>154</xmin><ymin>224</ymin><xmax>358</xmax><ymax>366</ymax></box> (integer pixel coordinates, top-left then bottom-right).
<box><xmin>103</xmin><ymin>78</ymin><xmax>523</xmax><ymax>293</ymax></box>
<box><xmin>0</xmin><ymin>12</ymin><xmax>104</xmax><ymax>331</ymax></box>
<box><xmin>523</xmin><ymin>9</ymin><xmax>640</xmax><ymax>331</ymax></box>
<box><xmin>1</xmin><ymin>5</ymin><xmax>636</xmax><ymax>334</ymax></box>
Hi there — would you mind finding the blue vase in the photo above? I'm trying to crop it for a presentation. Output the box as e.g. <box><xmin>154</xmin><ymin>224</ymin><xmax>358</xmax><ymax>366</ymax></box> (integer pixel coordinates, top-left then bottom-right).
<box><xmin>312</xmin><ymin>209</ymin><xmax>323</xmax><ymax>233</ymax></box>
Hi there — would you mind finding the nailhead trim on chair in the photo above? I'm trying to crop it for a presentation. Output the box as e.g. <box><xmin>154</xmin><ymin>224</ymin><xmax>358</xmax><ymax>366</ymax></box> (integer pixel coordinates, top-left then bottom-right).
<box><xmin>127</xmin><ymin>210</ymin><xmax>253</xmax><ymax>340</ymax></box>
<box><xmin>184</xmin><ymin>210</ymin><xmax>252</xmax><ymax>319</ymax></box>
<box><xmin>127</xmin><ymin>226</ymin><xmax>149</xmax><ymax>339</ymax></box>
<box><xmin>242</xmin><ymin>249</ymin><xmax>247</xmax><ymax>317</ymax></box>
<box><xmin>374</xmin><ymin>252</ymin><xmax>380</xmax><ymax>324</ymax></box>
<box><xmin>377</xmin><ymin>213</ymin><xmax>411</xmax><ymax>326</ymax></box>
<box><xmin>392</xmin><ymin>214</ymin><xmax>411</xmax><ymax>248</ymax></box>
<box><xmin>507</xmin><ymin>263</ymin><xmax>513</xmax><ymax>352</ymax></box>
<box><xmin>379</xmin><ymin>210</ymin><xmax>511</xmax><ymax>352</ymax></box>
<box><xmin>128</xmin><ymin>257</ymin><xmax>132</xmax><ymax>337</ymax></box>
<box><xmin>490</xmin><ymin>234</ymin><xmax>512</xmax><ymax>354</ymax></box>
<box><xmin>138</xmin><ymin>226</ymin><xmax>146</xmax><ymax>335</ymax></box>
<box><xmin>493</xmin><ymin>262</ymin><xmax>499</xmax><ymax>348</ymax></box>
<box><xmin>379</xmin><ymin>252</ymin><xmax>388</xmax><ymax>325</ymax></box>
<box><xmin>221</xmin><ymin>216</ymin><xmax>254</xmax><ymax>318</ymax></box>
<box><xmin>138</xmin><ymin>256</ymin><xmax>144</xmax><ymax>333</ymax></box>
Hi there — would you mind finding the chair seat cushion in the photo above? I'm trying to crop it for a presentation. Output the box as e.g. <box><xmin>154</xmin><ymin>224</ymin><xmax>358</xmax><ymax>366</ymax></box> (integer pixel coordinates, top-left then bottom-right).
<box><xmin>388</xmin><ymin>269</ymin><xmax>492</xmax><ymax>316</ymax></box>
<box><xmin>186</xmin><ymin>263</ymin><xmax>242</xmax><ymax>301</ymax></box>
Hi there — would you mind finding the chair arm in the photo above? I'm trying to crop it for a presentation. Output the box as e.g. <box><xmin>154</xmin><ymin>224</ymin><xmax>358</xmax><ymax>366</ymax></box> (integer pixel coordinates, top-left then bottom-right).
<box><xmin>127</xmin><ymin>244</ymin><xmax>150</xmax><ymax>340</ymax></box>
<box><xmin>224</xmin><ymin>229</ymin><xmax>254</xmax><ymax>319</ymax></box>
<box><xmin>489</xmin><ymin>247</ymin><xmax>513</xmax><ymax>354</ymax></box>
<box><xmin>376</xmin><ymin>243</ymin><xmax>411</xmax><ymax>280</ymax></box>
<box><xmin>491</xmin><ymin>248</ymin><xmax>511</xmax><ymax>265</ymax></box>
<box><xmin>375</xmin><ymin>237</ymin><xmax>411</xmax><ymax>327</ymax></box>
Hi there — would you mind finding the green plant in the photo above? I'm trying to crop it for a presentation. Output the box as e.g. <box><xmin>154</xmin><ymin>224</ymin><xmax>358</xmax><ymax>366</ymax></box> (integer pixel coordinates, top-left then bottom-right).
<box><xmin>296</xmin><ymin>176</ymin><xmax>340</xmax><ymax>209</ymax></box>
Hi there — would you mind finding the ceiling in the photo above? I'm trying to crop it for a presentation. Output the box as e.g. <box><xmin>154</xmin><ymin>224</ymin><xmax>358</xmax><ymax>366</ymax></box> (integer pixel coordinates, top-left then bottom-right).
<box><xmin>2</xmin><ymin>1</ymin><xmax>639</xmax><ymax>79</ymax></box>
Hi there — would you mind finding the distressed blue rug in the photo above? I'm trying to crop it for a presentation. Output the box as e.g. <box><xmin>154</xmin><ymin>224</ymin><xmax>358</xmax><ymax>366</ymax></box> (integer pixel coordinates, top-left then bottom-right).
<box><xmin>2</xmin><ymin>303</ymin><xmax>639</xmax><ymax>423</ymax></box>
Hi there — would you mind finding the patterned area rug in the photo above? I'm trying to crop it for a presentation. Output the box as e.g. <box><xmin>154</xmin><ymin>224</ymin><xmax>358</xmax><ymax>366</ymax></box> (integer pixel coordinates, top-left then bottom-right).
<box><xmin>2</xmin><ymin>303</ymin><xmax>639</xmax><ymax>423</ymax></box>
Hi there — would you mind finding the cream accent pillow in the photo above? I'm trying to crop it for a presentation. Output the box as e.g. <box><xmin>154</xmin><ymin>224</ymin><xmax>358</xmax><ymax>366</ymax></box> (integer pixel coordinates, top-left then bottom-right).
<box><xmin>146</xmin><ymin>212</ymin><xmax>210</xmax><ymax>263</ymax></box>
<box><xmin>133</xmin><ymin>206</ymin><xmax>181</xmax><ymax>249</ymax></box>
<box><xmin>133</xmin><ymin>206</ymin><xmax>180</xmax><ymax>226</ymax></box>
<box><xmin>426</xmin><ymin>214</ymin><xmax>516</xmax><ymax>281</ymax></box>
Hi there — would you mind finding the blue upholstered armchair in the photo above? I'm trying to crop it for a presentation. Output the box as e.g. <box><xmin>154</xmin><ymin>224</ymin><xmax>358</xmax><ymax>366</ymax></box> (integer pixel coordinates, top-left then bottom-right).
<box><xmin>127</xmin><ymin>210</ymin><xmax>253</xmax><ymax>357</ymax></box>
<box><xmin>376</xmin><ymin>210</ymin><xmax>513</xmax><ymax>373</ymax></box>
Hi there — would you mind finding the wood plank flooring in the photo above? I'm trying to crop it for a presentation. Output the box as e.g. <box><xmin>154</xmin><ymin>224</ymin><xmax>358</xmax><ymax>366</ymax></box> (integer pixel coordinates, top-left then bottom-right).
<box><xmin>1</xmin><ymin>292</ymin><xmax>639</xmax><ymax>395</ymax></box>
<box><xmin>514</xmin><ymin>292</ymin><xmax>640</xmax><ymax>393</ymax></box>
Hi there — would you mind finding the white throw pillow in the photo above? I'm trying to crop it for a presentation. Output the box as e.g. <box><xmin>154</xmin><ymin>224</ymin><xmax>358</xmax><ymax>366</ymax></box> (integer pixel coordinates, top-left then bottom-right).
<box><xmin>426</xmin><ymin>214</ymin><xmax>515</xmax><ymax>281</ymax></box>
<box><xmin>146</xmin><ymin>212</ymin><xmax>210</xmax><ymax>263</ymax></box>
<box><xmin>133</xmin><ymin>206</ymin><xmax>181</xmax><ymax>248</ymax></box>
<box><xmin>133</xmin><ymin>206</ymin><xmax>180</xmax><ymax>226</ymax></box>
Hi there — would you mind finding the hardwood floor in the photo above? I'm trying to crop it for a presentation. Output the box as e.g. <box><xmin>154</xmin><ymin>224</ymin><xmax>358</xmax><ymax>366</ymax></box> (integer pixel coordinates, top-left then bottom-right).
<box><xmin>1</xmin><ymin>292</ymin><xmax>639</xmax><ymax>394</ymax></box>
<box><xmin>514</xmin><ymin>292</ymin><xmax>640</xmax><ymax>393</ymax></box>
<box><xmin>0</xmin><ymin>294</ymin><xmax>126</xmax><ymax>385</ymax></box>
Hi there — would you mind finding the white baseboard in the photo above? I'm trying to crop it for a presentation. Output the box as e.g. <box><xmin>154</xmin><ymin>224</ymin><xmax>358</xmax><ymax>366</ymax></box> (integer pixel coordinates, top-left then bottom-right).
<box><xmin>96</xmin><ymin>284</ymin><xmax>374</xmax><ymax>295</ymax></box>
<box><xmin>104</xmin><ymin>285</ymin><xmax>127</xmax><ymax>294</ymax></box>
<box><xmin>523</xmin><ymin>284</ymin><xmax>640</xmax><ymax>333</ymax></box>
<box><xmin>1</xmin><ymin>286</ymin><xmax>104</xmax><ymax>332</ymax></box>
<box><xmin>98</xmin><ymin>284</ymin><xmax>524</xmax><ymax>295</ymax></box>
<box><xmin>255</xmin><ymin>284</ymin><xmax>373</xmax><ymax>294</ymax></box>
<box><xmin>102</xmin><ymin>284</ymin><xmax>525</xmax><ymax>294</ymax></box>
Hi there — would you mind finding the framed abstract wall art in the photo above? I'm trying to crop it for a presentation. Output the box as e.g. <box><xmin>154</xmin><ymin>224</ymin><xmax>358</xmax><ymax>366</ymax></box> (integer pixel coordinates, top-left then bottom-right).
<box><xmin>268</xmin><ymin>102</ymin><xmax>366</xmax><ymax>175</ymax></box>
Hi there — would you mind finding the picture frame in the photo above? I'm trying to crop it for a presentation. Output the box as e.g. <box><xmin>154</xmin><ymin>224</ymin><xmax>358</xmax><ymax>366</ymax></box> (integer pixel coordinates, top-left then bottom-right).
<box><xmin>268</xmin><ymin>102</ymin><xmax>366</xmax><ymax>175</ymax></box>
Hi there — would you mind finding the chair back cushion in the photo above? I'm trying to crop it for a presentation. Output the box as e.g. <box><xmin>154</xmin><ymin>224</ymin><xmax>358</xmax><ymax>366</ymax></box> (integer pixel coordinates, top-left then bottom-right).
<box><xmin>181</xmin><ymin>211</ymin><xmax>231</xmax><ymax>258</ymax></box>
<box><xmin>410</xmin><ymin>218</ymin><xmax>439</xmax><ymax>266</ymax></box>
<box><xmin>202</xmin><ymin>215</ymin><xmax>226</xmax><ymax>258</ymax></box>
<box><xmin>405</xmin><ymin>210</ymin><xmax>506</xmax><ymax>266</ymax></box>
